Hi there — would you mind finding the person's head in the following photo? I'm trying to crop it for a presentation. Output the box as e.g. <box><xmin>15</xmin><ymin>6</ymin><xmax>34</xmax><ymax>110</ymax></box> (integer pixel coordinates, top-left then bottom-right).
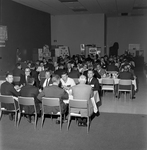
<box><xmin>40</xmin><ymin>61</ymin><xmax>44</xmax><ymax>67</ymax></box>
<box><xmin>52</xmin><ymin>74</ymin><xmax>60</xmax><ymax>85</ymax></box>
<box><xmin>6</xmin><ymin>72</ymin><xmax>13</xmax><ymax>83</ymax></box>
<box><xmin>78</xmin><ymin>75</ymin><xmax>86</xmax><ymax>84</ymax></box>
<box><xmin>61</xmin><ymin>72</ymin><xmax>68</xmax><ymax>82</ymax></box>
<box><xmin>25</xmin><ymin>68</ymin><xmax>31</xmax><ymax>76</ymax></box>
<box><xmin>27</xmin><ymin>62</ymin><xmax>31</xmax><ymax>68</ymax></box>
<box><xmin>16</xmin><ymin>63</ymin><xmax>21</xmax><ymax>69</ymax></box>
<box><xmin>96</xmin><ymin>63</ymin><xmax>101</xmax><ymax>70</ymax></box>
<box><xmin>83</xmin><ymin>64</ymin><xmax>88</xmax><ymax>70</ymax></box>
<box><xmin>45</xmin><ymin>70</ymin><xmax>51</xmax><ymax>79</ymax></box>
<box><xmin>27</xmin><ymin>77</ymin><xmax>35</xmax><ymax>85</ymax></box>
<box><xmin>87</xmin><ymin>69</ymin><xmax>94</xmax><ymax>79</ymax></box>
<box><xmin>30</xmin><ymin>63</ymin><xmax>36</xmax><ymax>70</ymax></box>
<box><xmin>67</xmin><ymin>62</ymin><xmax>71</xmax><ymax>69</ymax></box>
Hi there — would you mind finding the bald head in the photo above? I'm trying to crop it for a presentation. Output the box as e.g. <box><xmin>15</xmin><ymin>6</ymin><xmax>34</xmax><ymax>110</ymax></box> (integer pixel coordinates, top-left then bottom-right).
<box><xmin>78</xmin><ymin>75</ymin><xmax>86</xmax><ymax>84</ymax></box>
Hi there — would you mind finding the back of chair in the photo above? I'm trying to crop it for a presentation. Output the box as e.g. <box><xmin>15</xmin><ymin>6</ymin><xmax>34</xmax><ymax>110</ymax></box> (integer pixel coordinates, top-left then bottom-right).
<box><xmin>119</xmin><ymin>80</ymin><xmax>132</xmax><ymax>86</ymax></box>
<box><xmin>18</xmin><ymin>96</ymin><xmax>35</xmax><ymax>106</ymax></box>
<box><xmin>106</xmin><ymin>71</ymin><xmax>118</xmax><ymax>74</ymax></box>
<box><xmin>42</xmin><ymin>97</ymin><xmax>60</xmax><ymax>107</ymax></box>
<box><xmin>13</xmin><ymin>76</ymin><xmax>20</xmax><ymax>82</ymax></box>
<box><xmin>102</xmin><ymin>78</ymin><xmax>114</xmax><ymax>85</ymax></box>
<box><xmin>0</xmin><ymin>95</ymin><xmax>14</xmax><ymax>104</ymax></box>
<box><xmin>69</xmin><ymin>99</ymin><xmax>88</xmax><ymax>109</ymax></box>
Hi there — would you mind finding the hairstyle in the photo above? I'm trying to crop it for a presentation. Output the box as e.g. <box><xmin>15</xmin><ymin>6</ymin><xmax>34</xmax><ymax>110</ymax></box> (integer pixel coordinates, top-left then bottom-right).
<box><xmin>61</xmin><ymin>71</ymin><xmax>68</xmax><ymax>76</ymax></box>
<box><xmin>27</xmin><ymin>77</ymin><xmax>35</xmax><ymax>84</ymax></box>
<box><xmin>5</xmin><ymin>71</ymin><xmax>13</xmax><ymax>78</ymax></box>
<box><xmin>52</xmin><ymin>74</ymin><xmax>60</xmax><ymax>83</ymax></box>
<box><xmin>78</xmin><ymin>75</ymin><xmax>86</xmax><ymax>83</ymax></box>
<box><xmin>16</xmin><ymin>63</ymin><xmax>21</xmax><ymax>67</ymax></box>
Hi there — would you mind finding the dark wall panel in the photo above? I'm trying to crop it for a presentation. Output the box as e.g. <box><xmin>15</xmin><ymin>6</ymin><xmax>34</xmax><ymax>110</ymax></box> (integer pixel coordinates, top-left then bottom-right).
<box><xmin>0</xmin><ymin>0</ymin><xmax>51</xmax><ymax>74</ymax></box>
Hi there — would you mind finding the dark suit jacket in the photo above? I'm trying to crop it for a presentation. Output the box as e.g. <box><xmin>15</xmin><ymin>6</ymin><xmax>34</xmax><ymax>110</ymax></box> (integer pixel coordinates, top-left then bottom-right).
<box><xmin>37</xmin><ymin>85</ymin><xmax>69</xmax><ymax>114</ymax></box>
<box><xmin>54</xmin><ymin>69</ymin><xmax>65</xmax><ymax>77</ymax></box>
<box><xmin>20</xmin><ymin>85</ymin><xmax>40</xmax><ymax>114</ymax></box>
<box><xmin>19</xmin><ymin>75</ymin><xmax>32</xmax><ymax>86</ymax></box>
<box><xmin>0</xmin><ymin>81</ymin><xmax>20</xmax><ymax>110</ymax></box>
<box><xmin>107</xmin><ymin>64</ymin><xmax>119</xmax><ymax>71</ymax></box>
<box><xmin>30</xmin><ymin>69</ymin><xmax>40</xmax><ymax>88</ymax></box>
<box><xmin>68</xmin><ymin>70</ymin><xmax>80</xmax><ymax>78</ymax></box>
<box><xmin>87</xmin><ymin>77</ymin><xmax>100</xmax><ymax>91</ymax></box>
<box><xmin>118</xmin><ymin>71</ymin><xmax>134</xmax><ymax>80</ymax></box>
<box><xmin>13</xmin><ymin>67</ymin><xmax>24</xmax><ymax>76</ymax></box>
<box><xmin>40</xmin><ymin>78</ymin><xmax>53</xmax><ymax>89</ymax></box>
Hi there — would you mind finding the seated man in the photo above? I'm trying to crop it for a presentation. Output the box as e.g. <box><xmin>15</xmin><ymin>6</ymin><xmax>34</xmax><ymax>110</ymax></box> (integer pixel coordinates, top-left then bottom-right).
<box><xmin>68</xmin><ymin>65</ymin><xmax>80</xmax><ymax>78</ymax></box>
<box><xmin>20</xmin><ymin>77</ymin><xmax>40</xmax><ymax>123</ymax></box>
<box><xmin>37</xmin><ymin>74</ymin><xmax>69</xmax><ymax>124</ymax></box>
<box><xmin>87</xmin><ymin>69</ymin><xmax>100</xmax><ymax>93</ymax></box>
<box><xmin>19</xmin><ymin>67</ymin><xmax>32</xmax><ymax>87</ymax></box>
<box><xmin>0</xmin><ymin>72</ymin><xmax>20</xmax><ymax>121</ymax></box>
<box><xmin>12</xmin><ymin>63</ymin><xmax>24</xmax><ymax>77</ymax></box>
<box><xmin>116</xmin><ymin>65</ymin><xmax>135</xmax><ymax>98</ymax></box>
<box><xmin>71</xmin><ymin>75</ymin><xmax>94</xmax><ymax>126</ymax></box>
<box><xmin>60</xmin><ymin>71</ymin><xmax>76</xmax><ymax>93</ymax></box>
<box><xmin>40</xmin><ymin>70</ymin><xmax>53</xmax><ymax>89</ymax></box>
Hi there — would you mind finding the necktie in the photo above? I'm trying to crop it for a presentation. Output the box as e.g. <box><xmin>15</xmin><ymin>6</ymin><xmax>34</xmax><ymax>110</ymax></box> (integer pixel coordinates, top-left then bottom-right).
<box><xmin>46</xmin><ymin>79</ymin><xmax>49</xmax><ymax>87</ymax></box>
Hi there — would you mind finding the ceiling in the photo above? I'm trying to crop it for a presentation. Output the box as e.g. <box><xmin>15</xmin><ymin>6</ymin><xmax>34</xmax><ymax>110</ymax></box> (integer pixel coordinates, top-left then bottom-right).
<box><xmin>12</xmin><ymin>0</ymin><xmax>147</xmax><ymax>17</ymax></box>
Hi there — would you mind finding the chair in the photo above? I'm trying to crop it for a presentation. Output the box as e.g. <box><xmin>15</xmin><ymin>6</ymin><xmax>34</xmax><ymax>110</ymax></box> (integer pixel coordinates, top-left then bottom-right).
<box><xmin>118</xmin><ymin>79</ymin><xmax>132</xmax><ymax>100</ymax></box>
<box><xmin>17</xmin><ymin>96</ymin><xmax>37</xmax><ymax>129</ymax></box>
<box><xmin>101</xmin><ymin>78</ymin><xmax>114</xmax><ymax>96</ymax></box>
<box><xmin>13</xmin><ymin>76</ymin><xmax>20</xmax><ymax>85</ymax></box>
<box><xmin>41</xmin><ymin>97</ymin><xmax>62</xmax><ymax>130</ymax></box>
<box><xmin>0</xmin><ymin>95</ymin><xmax>19</xmax><ymax>126</ymax></box>
<box><xmin>67</xmin><ymin>99</ymin><xmax>91</xmax><ymax>133</ymax></box>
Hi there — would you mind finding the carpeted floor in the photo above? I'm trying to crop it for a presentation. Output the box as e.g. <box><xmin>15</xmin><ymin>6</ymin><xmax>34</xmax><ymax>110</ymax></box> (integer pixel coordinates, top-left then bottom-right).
<box><xmin>0</xmin><ymin>112</ymin><xmax>147</xmax><ymax>150</ymax></box>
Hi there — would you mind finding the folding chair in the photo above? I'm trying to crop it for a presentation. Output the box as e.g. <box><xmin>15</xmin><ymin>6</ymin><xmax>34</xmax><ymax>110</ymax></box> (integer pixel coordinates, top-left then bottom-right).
<box><xmin>17</xmin><ymin>96</ymin><xmax>38</xmax><ymax>129</ymax></box>
<box><xmin>101</xmin><ymin>78</ymin><xmax>115</xmax><ymax>96</ymax></box>
<box><xmin>41</xmin><ymin>97</ymin><xmax>62</xmax><ymax>130</ymax></box>
<box><xmin>0</xmin><ymin>95</ymin><xmax>19</xmax><ymax>126</ymax></box>
<box><xmin>118</xmin><ymin>79</ymin><xmax>132</xmax><ymax>100</ymax></box>
<box><xmin>67</xmin><ymin>99</ymin><xmax>91</xmax><ymax>133</ymax></box>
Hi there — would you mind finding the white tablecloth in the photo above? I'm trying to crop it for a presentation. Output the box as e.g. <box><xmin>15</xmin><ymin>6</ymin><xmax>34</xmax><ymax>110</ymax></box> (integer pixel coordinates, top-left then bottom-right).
<box><xmin>98</xmin><ymin>78</ymin><xmax>137</xmax><ymax>91</ymax></box>
<box><xmin>64</xmin><ymin>91</ymin><xmax>99</xmax><ymax>113</ymax></box>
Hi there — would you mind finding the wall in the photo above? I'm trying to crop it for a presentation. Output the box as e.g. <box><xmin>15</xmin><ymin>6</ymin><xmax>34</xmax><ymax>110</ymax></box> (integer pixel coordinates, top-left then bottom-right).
<box><xmin>51</xmin><ymin>14</ymin><xmax>104</xmax><ymax>56</ymax></box>
<box><xmin>0</xmin><ymin>0</ymin><xmax>51</xmax><ymax>75</ymax></box>
<box><xmin>107</xmin><ymin>16</ymin><xmax>147</xmax><ymax>61</ymax></box>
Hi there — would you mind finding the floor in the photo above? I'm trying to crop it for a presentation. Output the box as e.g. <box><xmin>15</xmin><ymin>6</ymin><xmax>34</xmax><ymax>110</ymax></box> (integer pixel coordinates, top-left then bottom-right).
<box><xmin>100</xmin><ymin>71</ymin><xmax>147</xmax><ymax>115</ymax></box>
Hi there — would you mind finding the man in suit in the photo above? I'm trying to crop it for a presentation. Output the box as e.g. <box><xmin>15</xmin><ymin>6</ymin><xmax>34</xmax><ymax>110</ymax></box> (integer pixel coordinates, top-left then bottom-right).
<box><xmin>71</xmin><ymin>75</ymin><xmax>94</xmax><ymax>126</ymax></box>
<box><xmin>0</xmin><ymin>72</ymin><xmax>20</xmax><ymax>121</ymax></box>
<box><xmin>87</xmin><ymin>69</ymin><xmax>100</xmax><ymax>92</ymax></box>
<box><xmin>19</xmin><ymin>67</ymin><xmax>32</xmax><ymax>87</ymax></box>
<box><xmin>68</xmin><ymin>65</ymin><xmax>80</xmax><ymax>78</ymax></box>
<box><xmin>20</xmin><ymin>77</ymin><xmax>40</xmax><ymax>123</ymax></box>
<box><xmin>117</xmin><ymin>66</ymin><xmax>135</xmax><ymax>98</ymax></box>
<box><xmin>37</xmin><ymin>74</ymin><xmax>69</xmax><ymax>124</ymax></box>
<box><xmin>12</xmin><ymin>63</ymin><xmax>24</xmax><ymax>77</ymax></box>
<box><xmin>40</xmin><ymin>70</ymin><xmax>53</xmax><ymax>89</ymax></box>
<box><xmin>54</xmin><ymin>63</ymin><xmax>65</xmax><ymax>77</ymax></box>
<box><xmin>30</xmin><ymin>63</ymin><xmax>40</xmax><ymax>88</ymax></box>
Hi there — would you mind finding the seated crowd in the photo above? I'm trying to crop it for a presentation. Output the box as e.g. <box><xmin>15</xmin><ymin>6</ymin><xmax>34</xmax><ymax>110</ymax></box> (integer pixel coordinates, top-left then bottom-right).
<box><xmin>0</xmin><ymin>51</ymin><xmax>136</xmax><ymax>126</ymax></box>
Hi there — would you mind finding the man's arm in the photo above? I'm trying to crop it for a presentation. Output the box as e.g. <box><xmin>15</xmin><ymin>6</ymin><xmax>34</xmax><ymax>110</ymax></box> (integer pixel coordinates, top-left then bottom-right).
<box><xmin>37</xmin><ymin>90</ymin><xmax>45</xmax><ymax>101</ymax></box>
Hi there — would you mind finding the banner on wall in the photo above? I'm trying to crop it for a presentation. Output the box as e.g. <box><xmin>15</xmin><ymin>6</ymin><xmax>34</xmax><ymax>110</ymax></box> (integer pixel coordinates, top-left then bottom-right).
<box><xmin>55</xmin><ymin>46</ymin><xmax>70</xmax><ymax>58</ymax></box>
<box><xmin>89</xmin><ymin>47</ymin><xmax>98</xmax><ymax>55</ymax></box>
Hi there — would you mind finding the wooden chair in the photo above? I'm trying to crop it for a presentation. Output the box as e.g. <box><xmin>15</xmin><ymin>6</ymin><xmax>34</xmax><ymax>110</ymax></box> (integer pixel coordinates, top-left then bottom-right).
<box><xmin>101</xmin><ymin>78</ymin><xmax>114</xmax><ymax>96</ymax></box>
<box><xmin>118</xmin><ymin>79</ymin><xmax>132</xmax><ymax>100</ymax></box>
<box><xmin>41</xmin><ymin>97</ymin><xmax>62</xmax><ymax>130</ymax></box>
<box><xmin>67</xmin><ymin>99</ymin><xmax>91</xmax><ymax>133</ymax></box>
<box><xmin>17</xmin><ymin>96</ymin><xmax>37</xmax><ymax>129</ymax></box>
<box><xmin>0</xmin><ymin>95</ymin><xmax>19</xmax><ymax>126</ymax></box>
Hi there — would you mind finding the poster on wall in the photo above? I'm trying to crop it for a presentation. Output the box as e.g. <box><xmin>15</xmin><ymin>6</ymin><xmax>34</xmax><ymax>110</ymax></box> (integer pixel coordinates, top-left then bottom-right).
<box><xmin>89</xmin><ymin>47</ymin><xmax>97</xmax><ymax>55</ymax></box>
<box><xmin>55</xmin><ymin>46</ymin><xmax>70</xmax><ymax>58</ymax></box>
<box><xmin>0</xmin><ymin>26</ymin><xmax>8</xmax><ymax>47</ymax></box>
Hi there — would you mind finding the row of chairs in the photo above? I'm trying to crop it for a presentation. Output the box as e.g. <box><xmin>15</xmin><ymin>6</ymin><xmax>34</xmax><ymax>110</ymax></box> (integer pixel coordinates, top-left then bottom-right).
<box><xmin>0</xmin><ymin>95</ymin><xmax>91</xmax><ymax>133</ymax></box>
<box><xmin>101</xmin><ymin>78</ymin><xmax>132</xmax><ymax>100</ymax></box>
